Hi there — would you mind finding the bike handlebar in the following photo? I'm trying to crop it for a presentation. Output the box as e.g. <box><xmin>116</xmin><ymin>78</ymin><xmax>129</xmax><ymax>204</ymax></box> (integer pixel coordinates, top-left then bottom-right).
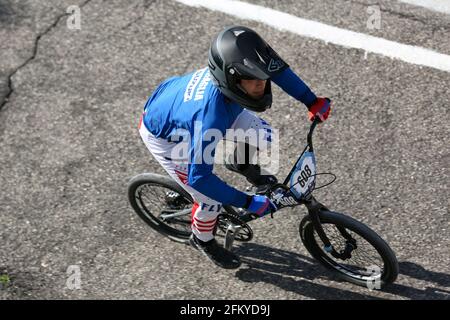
<box><xmin>241</xmin><ymin>117</ymin><xmax>324</xmax><ymax>221</ymax></box>
<box><xmin>281</xmin><ymin>116</ymin><xmax>321</xmax><ymax>186</ymax></box>
<box><xmin>307</xmin><ymin>117</ymin><xmax>321</xmax><ymax>152</ymax></box>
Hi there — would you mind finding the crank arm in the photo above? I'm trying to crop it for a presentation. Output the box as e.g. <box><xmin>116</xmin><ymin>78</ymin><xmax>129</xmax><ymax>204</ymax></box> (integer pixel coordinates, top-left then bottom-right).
<box><xmin>160</xmin><ymin>208</ymin><xmax>191</xmax><ymax>220</ymax></box>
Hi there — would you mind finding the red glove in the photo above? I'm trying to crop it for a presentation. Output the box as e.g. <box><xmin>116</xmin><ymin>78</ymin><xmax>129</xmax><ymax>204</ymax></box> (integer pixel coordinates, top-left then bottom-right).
<box><xmin>308</xmin><ymin>97</ymin><xmax>331</xmax><ymax>122</ymax></box>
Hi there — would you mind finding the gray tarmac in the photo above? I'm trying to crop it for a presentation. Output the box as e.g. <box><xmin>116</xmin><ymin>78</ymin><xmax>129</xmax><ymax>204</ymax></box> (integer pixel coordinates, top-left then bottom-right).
<box><xmin>0</xmin><ymin>0</ymin><xmax>449</xmax><ymax>299</ymax></box>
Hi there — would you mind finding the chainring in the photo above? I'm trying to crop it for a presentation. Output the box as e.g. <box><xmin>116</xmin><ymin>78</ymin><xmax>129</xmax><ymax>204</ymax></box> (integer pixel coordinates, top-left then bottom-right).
<box><xmin>215</xmin><ymin>212</ymin><xmax>253</xmax><ymax>242</ymax></box>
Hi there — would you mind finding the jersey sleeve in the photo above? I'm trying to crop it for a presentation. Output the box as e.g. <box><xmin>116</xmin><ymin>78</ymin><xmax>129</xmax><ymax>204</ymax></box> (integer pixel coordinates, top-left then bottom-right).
<box><xmin>271</xmin><ymin>67</ymin><xmax>317</xmax><ymax>108</ymax></box>
<box><xmin>187</xmin><ymin>99</ymin><xmax>249</xmax><ymax>208</ymax></box>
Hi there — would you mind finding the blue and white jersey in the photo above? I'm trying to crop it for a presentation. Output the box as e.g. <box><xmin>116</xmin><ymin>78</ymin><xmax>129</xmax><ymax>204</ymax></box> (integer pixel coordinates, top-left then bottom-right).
<box><xmin>142</xmin><ymin>66</ymin><xmax>317</xmax><ymax>207</ymax></box>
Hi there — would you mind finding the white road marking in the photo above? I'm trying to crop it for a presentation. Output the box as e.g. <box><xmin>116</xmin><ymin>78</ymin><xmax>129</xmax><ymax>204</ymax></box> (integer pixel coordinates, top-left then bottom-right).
<box><xmin>175</xmin><ymin>0</ymin><xmax>450</xmax><ymax>73</ymax></box>
<box><xmin>397</xmin><ymin>0</ymin><xmax>450</xmax><ymax>15</ymax></box>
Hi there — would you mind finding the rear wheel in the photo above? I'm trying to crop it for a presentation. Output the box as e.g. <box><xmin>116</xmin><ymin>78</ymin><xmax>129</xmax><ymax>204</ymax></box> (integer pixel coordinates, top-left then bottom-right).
<box><xmin>128</xmin><ymin>173</ymin><xmax>193</xmax><ymax>243</ymax></box>
<box><xmin>299</xmin><ymin>210</ymin><xmax>398</xmax><ymax>288</ymax></box>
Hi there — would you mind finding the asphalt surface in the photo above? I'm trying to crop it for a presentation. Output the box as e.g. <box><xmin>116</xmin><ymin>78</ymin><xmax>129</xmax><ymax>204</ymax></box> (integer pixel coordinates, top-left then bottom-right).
<box><xmin>0</xmin><ymin>0</ymin><xmax>449</xmax><ymax>300</ymax></box>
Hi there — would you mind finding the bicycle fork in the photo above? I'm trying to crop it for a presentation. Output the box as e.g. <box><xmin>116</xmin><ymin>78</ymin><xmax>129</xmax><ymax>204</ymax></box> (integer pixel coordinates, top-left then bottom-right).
<box><xmin>304</xmin><ymin>196</ymin><xmax>356</xmax><ymax>260</ymax></box>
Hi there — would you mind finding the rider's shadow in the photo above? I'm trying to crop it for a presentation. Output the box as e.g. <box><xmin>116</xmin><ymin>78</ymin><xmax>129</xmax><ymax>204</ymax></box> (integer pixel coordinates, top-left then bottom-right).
<box><xmin>233</xmin><ymin>242</ymin><xmax>382</xmax><ymax>300</ymax></box>
<box><xmin>234</xmin><ymin>243</ymin><xmax>450</xmax><ymax>300</ymax></box>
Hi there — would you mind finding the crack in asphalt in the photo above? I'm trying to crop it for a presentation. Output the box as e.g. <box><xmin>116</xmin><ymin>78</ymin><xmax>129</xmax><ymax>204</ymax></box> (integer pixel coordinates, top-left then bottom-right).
<box><xmin>0</xmin><ymin>0</ymin><xmax>93</xmax><ymax>113</ymax></box>
<box><xmin>119</xmin><ymin>0</ymin><xmax>156</xmax><ymax>32</ymax></box>
<box><xmin>1</xmin><ymin>0</ymin><xmax>447</xmax><ymax>115</ymax></box>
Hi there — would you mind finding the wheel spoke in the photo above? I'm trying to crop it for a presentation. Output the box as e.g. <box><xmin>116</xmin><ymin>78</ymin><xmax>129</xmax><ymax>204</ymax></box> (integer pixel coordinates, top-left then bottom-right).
<box><xmin>313</xmin><ymin>223</ymin><xmax>385</xmax><ymax>279</ymax></box>
<box><xmin>134</xmin><ymin>182</ymin><xmax>192</xmax><ymax>237</ymax></box>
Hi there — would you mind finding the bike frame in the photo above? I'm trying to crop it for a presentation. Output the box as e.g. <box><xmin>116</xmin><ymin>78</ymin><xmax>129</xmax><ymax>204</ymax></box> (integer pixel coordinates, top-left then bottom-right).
<box><xmin>222</xmin><ymin>118</ymin><xmax>356</xmax><ymax>258</ymax></box>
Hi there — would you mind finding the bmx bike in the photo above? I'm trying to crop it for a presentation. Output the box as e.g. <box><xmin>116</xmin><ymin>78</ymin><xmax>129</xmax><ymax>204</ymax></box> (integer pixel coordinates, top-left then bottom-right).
<box><xmin>128</xmin><ymin>118</ymin><xmax>399</xmax><ymax>288</ymax></box>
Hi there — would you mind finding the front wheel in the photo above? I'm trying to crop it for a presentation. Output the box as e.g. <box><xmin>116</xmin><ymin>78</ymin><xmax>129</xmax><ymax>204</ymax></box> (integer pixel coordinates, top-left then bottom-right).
<box><xmin>299</xmin><ymin>210</ymin><xmax>399</xmax><ymax>288</ymax></box>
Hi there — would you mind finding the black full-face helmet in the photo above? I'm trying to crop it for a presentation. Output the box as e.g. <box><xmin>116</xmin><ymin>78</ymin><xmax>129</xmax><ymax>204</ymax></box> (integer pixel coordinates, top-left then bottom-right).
<box><xmin>208</xmin><ymin>25</ymin><xmax>289</xmax><ymax>112</ymax></box>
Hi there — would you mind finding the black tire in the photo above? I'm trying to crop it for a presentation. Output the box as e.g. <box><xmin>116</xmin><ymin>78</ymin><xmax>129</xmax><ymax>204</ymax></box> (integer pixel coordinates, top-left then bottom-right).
<box><xmin>299</xmin><ymin>210</ymin><xmax>399</xmax><ymax>288</ymax></box>
<box><xmin>128</xmin><ymin>173</ymin><xmax>193</xmax><ymax>243</ymax></box>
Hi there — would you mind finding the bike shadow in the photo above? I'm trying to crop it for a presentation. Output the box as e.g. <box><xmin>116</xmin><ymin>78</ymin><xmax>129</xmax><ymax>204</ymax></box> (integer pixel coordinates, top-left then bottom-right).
<box><xmin>233</xmin><ymin>242</ymin><xmax>382</xmax><ymax>300</ymax></box>
<box><xmin>383</xmin><ymin>261</ymin><xmax>450</xmax><ymax>300</ymax></box>
<box><xmin>233</xmin><ymin>243</ymin><xmax>450</xmax><ymax>300</ymax></box>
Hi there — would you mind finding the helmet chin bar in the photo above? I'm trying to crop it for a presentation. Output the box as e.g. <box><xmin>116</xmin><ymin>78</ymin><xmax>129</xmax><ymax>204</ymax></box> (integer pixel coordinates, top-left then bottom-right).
<box><xmin>236</xmin><ymin>79</ymin><xmax>270</xmax><ymax>99</ymax></box>
<box><xmin>235</xmin><ymin>84</ymin><xmax>268</xmax><ymax>108</ymax></box>
<box><xmin>236</xmin><ymin>82</ymin><xmax>249</xmax><ymax>95</ymax></box>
